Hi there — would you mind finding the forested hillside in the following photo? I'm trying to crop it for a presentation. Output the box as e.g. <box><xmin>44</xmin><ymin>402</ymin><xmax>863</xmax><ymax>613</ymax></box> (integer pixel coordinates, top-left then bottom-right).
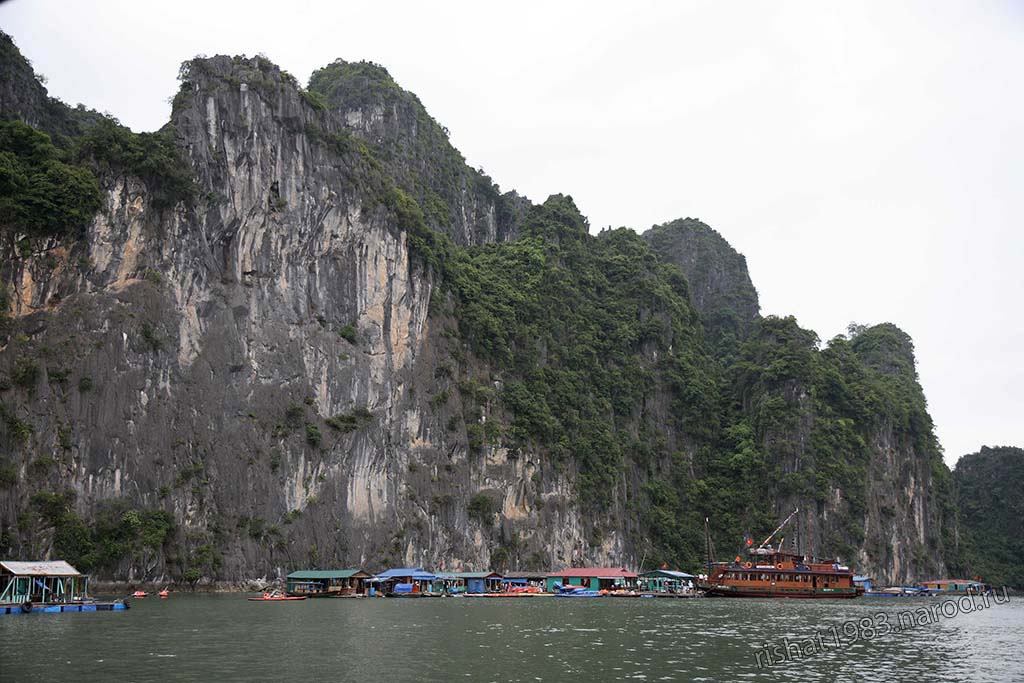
<box><xmin>954</xmin><ymin>446</ymin><xmax>1024</xmax><ymax>588</ymax></box>
<box><xmin>0</xmin><ymin>30</ymin><xmax>962</xmax><ymax>584</ymax></box>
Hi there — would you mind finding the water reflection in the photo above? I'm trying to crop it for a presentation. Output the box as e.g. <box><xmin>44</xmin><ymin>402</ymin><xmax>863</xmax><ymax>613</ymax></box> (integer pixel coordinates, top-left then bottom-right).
<box><xmin>0</xmin><ymin>595</ymin><xmax>1019</xmax><ymax>682</ymax></box>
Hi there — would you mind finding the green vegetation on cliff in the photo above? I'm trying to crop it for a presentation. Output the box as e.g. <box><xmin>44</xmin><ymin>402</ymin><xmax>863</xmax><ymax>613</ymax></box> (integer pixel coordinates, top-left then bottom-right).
<box><xmin>0</xmin><ymin>33</ymin><xmax>965</xmax><ymax>582</ymax></box>
<box><xmin>442</xmin><ymin>195</ymin><xmax>715</xmax><ymax>505</ymax></box>
<box><xmin>954</xmin><ymin>446</ymin><xmax>1024</xmax><ymax>588</ymax></box>
<box><xmin>1</xmin><ymin>32</ymin><xmax>195</xmax><ymax>243</ymax></box>
<box><xmin>0</xmin><ymin>120</ymin><xmax>102</xmax><ymax>238</ymax></box>
<box><xmin>644</xmin><ymin>218</ymin><xmax>759</xmax><ymax>360</ymax></box>
<box><xmin>23</xmin><ymin>490</ymin><xmax>174</xmax><ymax>573</ymax></box>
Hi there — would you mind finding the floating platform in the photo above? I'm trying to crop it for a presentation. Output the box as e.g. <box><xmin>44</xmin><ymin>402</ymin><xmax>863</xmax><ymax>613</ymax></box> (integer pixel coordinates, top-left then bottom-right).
<box><xmin>0</xmin><ymin>601</ymin><xmax>129</xmax><ymax>615</ymax></box>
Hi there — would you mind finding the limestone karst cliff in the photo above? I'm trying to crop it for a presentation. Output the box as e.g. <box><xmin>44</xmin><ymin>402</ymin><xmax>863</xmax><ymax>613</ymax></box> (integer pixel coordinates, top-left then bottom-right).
<box><xmin>953</xmin><ymin>446</ymin><xmax>1024</xmax><ymax>588</ymax></box>
<box><xmin>0</xmin><ymin>31</ymin><xmax>960</xmax><ymax>585</ymax></box>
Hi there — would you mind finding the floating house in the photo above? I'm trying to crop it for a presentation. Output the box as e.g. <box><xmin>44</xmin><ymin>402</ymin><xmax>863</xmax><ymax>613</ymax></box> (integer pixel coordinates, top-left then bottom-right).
<box><xmin>853</xmin><ymin>575</ymin><xmax>872</xmax><ymax>592</ymax></box>
<box><xmin>1</xmin><ymin>560</ymin><xmax>88</xmax><ymax>607</ymax></box>
<box><xmin>639</xmin><ymin>569</ymin><xmax>695</xmax><ymax>593</ymax></box>
<box><xmin>0</xmin><ymin>559</ymin><xmax>126</xmax><ymax>614</ymax></box>
<box><xmin>440</xmin><ymin>571</ymin><xmax>502</xmax><ymax>594</ymax></box>
<box><xmin>921</xmin><ymin>579</ymin><xmax>988</xmax><ymax>594</ymax></box>
<box><xmin>285</xmin><ymin>569</ymin><xmax>372</xmax><ymax>597</ymax></box>
<box><xmin>545</xmin><ymin>568</ymin><xmax>638</xmax><ymax>593</ymax></box>
<box><xmin>369</xmin><ymin>568</ymin><xmax>439</xmax><ymax>595</ymax></box>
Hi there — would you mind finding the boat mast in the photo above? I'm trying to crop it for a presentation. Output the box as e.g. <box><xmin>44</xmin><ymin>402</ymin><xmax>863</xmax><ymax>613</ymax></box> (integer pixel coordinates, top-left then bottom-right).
<box><xmin>704</xmin><ymin>517</ymin><xmax>714</xmax><ymax>570</ymax></box>
<box><xmin>796</xmin><ymin>510</ymin><xmax>803</xmax><ymax>557</ymax></box>
<box><xmin>756</xmin><ymin>508</ymin><xmax>799</xmax><ymax>551</ymax></box>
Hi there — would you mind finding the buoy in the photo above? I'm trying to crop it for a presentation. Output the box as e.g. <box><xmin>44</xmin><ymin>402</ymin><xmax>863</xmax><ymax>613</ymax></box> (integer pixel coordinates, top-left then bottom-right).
<box><xmin>776</xmin><ymin>563</ymin><xmax>784</xmax><ymax>570</ymax></box>
<box><xmin>743</xmin><ymin>562</ymin><xmax>752</xmax><ymax>569</ymax></box>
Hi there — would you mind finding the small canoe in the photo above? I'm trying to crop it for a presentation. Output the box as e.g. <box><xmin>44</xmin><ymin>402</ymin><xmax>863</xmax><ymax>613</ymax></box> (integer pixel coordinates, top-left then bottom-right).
<box><xmin>247</xmin><ymin>595</ymin><xmax>307</xmax><ymax>601</ymax></box>
<box><xmin>158</xmin><ymin>590</ymin><xmax>169</xmax><ymax>598</ymax></box>
<box><xmin>131</xmin><ymin>591</ymin><xmax>147</xmax><ymax>598</ymax></box>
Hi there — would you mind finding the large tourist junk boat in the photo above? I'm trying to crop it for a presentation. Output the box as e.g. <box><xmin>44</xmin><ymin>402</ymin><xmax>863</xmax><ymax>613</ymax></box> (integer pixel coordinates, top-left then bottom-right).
<box><xmin>700</xmin><ymin>510</ymin><xmax>863</xmax><ymax>599</ymax></box>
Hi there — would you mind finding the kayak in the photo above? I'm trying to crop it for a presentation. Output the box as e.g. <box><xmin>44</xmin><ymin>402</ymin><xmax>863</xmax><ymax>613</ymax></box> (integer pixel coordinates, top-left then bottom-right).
<box><xmin>131</xmin><ymin>591</ymin><xmax>147</xmax><ymax>598</ymax></box>
<box><xmin>158</xmin><ymin>590</ymin><xmax>169</xmax><ymax>598</ymax></box>
<box><xmin>247</xmin><ymin>595</ymin><xmax>307</xmax><ymax>601</ymax></box>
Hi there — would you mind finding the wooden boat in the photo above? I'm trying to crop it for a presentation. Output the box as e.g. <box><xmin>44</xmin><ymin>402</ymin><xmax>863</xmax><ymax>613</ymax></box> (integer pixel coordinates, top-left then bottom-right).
<box><xmin>248</xmin><ymin>591</ymin><xmax>307</xmax><ymax>601</ymax></box>
<box><xmin>700</xmin><ymin>510</ymin><xmax>863</xmax><ymax>599</ymax></box>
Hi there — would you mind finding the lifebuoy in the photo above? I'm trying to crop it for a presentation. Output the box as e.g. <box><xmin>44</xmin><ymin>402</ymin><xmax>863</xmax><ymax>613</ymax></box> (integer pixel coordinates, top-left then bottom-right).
<box><xmin>776</xmin><ymin>563</ymin><xmax>784</xmax><ymax>570</ymax></box>
<box><xmin>743</xmin><ymin>562</ymin><xmax>752</xmax><ymax>569</ymax></box>
<box><xmin>21</xmin><ymin>601</ymin><xmax>32</xmax><ymax>613</ymax></box>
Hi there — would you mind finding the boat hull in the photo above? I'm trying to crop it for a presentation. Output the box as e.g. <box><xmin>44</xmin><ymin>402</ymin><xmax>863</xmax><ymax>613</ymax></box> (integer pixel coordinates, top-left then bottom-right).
<box><xmin>701</xmin><ymin>585</ymin><xmax>861</xmax><ymax>599</ymax></box>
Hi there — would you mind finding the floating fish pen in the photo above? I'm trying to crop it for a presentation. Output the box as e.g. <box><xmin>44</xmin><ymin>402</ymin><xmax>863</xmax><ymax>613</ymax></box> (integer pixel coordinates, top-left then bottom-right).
<box><xmin>368</xmin><ymin>568</ymin><xmax>443</xmax><ymax>596</ymax></box>
<box><xmin>638</xmin><ymin>569</ymin><xmax>700</xmax><ymax>597</ymax></box>
<box><xmin>285</xmin><ymin>569</ymin><xmax>373</xmax><ymax>597</ymax></box>
<box><xmin>0</xmin><ymin>560</ymin><xmax>128</xmax><ymax>615</ymax></box>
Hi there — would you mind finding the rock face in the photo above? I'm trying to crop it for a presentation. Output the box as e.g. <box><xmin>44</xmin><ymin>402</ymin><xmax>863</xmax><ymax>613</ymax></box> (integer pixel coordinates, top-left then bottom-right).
<box><xmin>644</xmin><ymin>218</ymin><xmax>759</xmax><ymax>323</ymax></box>
<box><xmin>1</xmin><ymin>50</ymin><xmax>539</xmax><ymax>581</ymax></box>
<box><xmin>953</xmin><ymin>446</ymin><xmax>1024</xmax><ymax>588</ymax></box>
<box><xmin>644</xmin><ymin>218</ymin><xmax>759</xmax><ymax>352</ymax></box>
<box><xmin>0</xmin><ymin>32</ymin><xmax>961</xmax><ymax>585</ymax></box>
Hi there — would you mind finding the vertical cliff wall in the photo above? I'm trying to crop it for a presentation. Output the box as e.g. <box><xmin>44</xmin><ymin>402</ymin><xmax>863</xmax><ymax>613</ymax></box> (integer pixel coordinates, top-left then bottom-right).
<box><xmin>0</xmin><ymin>32</ymin><xmax>959</xmax><ymax>585</ymax></box>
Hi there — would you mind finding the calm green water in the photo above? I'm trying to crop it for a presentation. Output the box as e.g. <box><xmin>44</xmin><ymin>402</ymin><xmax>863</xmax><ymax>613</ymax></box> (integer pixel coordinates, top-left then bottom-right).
<box><xmin>1</xmin><ymin>593</ymin><xmax>1020</xmax><ymax>681</ymax></box>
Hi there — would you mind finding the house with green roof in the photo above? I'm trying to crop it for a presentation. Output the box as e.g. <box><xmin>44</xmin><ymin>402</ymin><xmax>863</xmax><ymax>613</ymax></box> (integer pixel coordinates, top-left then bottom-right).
<box><xmin>285</xmin><ymin>569</ymin><xmax>373</xmax><ymax>597</ymax></box>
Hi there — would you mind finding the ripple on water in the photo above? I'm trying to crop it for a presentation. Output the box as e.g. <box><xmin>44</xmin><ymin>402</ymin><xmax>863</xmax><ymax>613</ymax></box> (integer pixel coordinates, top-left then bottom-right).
<box><xmin>0</xmin><ymin>595</ymin><xmax>1020</xmax><ymax>682</ymax></box>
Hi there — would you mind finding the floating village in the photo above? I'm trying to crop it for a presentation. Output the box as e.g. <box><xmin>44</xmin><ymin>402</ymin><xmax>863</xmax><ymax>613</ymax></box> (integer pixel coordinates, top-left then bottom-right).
<box><xmin>0</xmin><ymin>510</ymin><xmax>994</xmax><ymax>614</ymax></box>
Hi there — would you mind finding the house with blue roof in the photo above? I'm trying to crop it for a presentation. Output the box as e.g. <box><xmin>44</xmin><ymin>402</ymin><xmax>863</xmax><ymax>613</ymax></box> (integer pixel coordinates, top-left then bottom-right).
<box><xmin>368</xmin><ymin>568</ymin><xmax>440</xmax><ymax>596</ymax></box>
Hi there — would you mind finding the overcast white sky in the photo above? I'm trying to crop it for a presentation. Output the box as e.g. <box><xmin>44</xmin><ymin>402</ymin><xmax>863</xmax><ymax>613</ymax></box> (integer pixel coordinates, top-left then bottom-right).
<box><xmin>2</xmin><ymin>0</ymin><xmax>1021</xmax><ymax>466</ymax></box>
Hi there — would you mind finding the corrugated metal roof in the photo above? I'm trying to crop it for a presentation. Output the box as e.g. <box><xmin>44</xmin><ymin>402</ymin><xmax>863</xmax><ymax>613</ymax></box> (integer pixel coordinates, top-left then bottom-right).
<box><xmin>640</xmin><ymin>570</ymin><xmax>695</xmax><ymax>579</ymax></box>
<box><xmin>502</xmin><ymin>571</ymin><xmax>547</xmax><ymax>579</ymax></box>
<box><xmin>442</xmin><ymin>572</ymin><xmax>501</xmax><ymax>579</ymax></box>
<box><xmin>375</xmin><ymin>567</ymin><xmax>437</xmax><ymax>580</ymax></box>
<box><xmin>286</xmin><ymin>569</ymin><xmax>369</xmax><ymax>580</ymax></box>
<box><xmin>547</xmin><ymin>567</ymin><xmax>637</xmax><ymax>579</ymax></box>
<box><xmin>0</xmin><ymin>560</ymin><xmax>82</xmax><ymax>576</ymax></box>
